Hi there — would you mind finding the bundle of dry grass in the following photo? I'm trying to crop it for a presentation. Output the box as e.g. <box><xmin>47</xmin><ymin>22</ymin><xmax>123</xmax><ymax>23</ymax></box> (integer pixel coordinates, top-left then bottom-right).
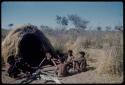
<box><xmin>97</xmin><ymin>46</ymin><xmax>123</xmax><ymax>76</ymax></box>
<box><xmin>2</xmin><ymin>25</ymin><xmax>55</xmax><ymax>66</ymax></box>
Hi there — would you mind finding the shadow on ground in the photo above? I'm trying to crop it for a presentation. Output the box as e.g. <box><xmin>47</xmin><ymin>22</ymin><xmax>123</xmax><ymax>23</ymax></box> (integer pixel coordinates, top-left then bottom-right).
<box><xmin>66</xmin><ymin>66</ymin><xmax>96</xmax><ymax>77</ymax></box>
<box><xmin>86</xmin><ymin>66</ymin><xmax>96</xmax><ymax>71</ymax></box>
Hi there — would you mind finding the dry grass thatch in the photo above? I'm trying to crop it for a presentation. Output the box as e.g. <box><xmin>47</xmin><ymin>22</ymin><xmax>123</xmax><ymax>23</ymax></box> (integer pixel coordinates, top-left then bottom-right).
<box><xmin>2</xmin><ymin>25</ymin><xmax>55</xmax><ymax>66</ymax></box>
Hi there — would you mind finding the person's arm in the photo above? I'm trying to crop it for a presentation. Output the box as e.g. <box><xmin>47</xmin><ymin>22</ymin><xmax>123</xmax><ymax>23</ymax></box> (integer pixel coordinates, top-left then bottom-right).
<box><xmin>51</xmin><ymin>59</ymin><xmax>57</xmax><ymax>67</ymax></box>
<box><xmin>54</xmin><ymin>58</ymin><xmax>61</xmax><ymax>64</ymax></box>
<box><xmin>72</xmin><ymin>55</ymin><xmax>75</xmax><ymax>60</ymax></box>
<box><xmin>38</xmin><ymin>57</ymin><xmax>46</xmax><ymax>67</ymax></box>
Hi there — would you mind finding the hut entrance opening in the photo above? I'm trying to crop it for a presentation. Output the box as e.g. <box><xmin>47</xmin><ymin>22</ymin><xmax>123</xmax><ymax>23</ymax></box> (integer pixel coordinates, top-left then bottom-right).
<box><xmin>19</xmin><ymin>34</ymin><xmax>44</xmax><ymax>67</ymax></box>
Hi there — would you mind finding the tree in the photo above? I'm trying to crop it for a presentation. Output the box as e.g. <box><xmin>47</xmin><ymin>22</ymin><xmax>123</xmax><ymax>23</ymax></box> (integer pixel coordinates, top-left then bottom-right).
<box><xmin>56</xmin><ymin>15</ymin><xmax>68</xmax><ymax>30</ymax></box>
<box><xmin>56</xmin><ymin>15</ymin><xmax>62</xmax><ymax>25</ymax></box>
<box><xmin>61</xmin><ymin>17</ymin><xmax>68</xmax><ymax>29</ymax></box>
<box><xmin>8</xmin><ymin>24</ymin><xmax>14</xmax><ymax>29</ymax></box>
<box><xmin>68</xmin><ymin>14</ymin><xmax>89</xmax><ymax>30</ymax></box>
<box><xmin>114</xmin><ymin>25</ymin><xmax>123</xmax><ymax>31</ymax></box>
<box><xmin>106</xmin><ymin>26</ymin><xmax>111</xmax><ymax>31</ymax></box>
<box><xmin>40</xmin><ymin>25</ymin><xmax>53</xmax><ymax>34</ymax></box>
<box><xmin>97</xmin><ymin>26</ymin><xmax>102</xmax><ymax>31</ymax></box>
<box><xmin>40</xmin><ymin>25</ymin><xmax>50</xmax><ymax>29</ymax></box>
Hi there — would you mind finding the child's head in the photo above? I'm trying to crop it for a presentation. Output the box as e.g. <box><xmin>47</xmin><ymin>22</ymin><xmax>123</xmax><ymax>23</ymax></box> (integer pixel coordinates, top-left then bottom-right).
<box><xmin>46</xmin><ymin>51</ymin><xmax>52</xmax><ymax>60</ymax></box>
<box><xmin>79</xmin><ymin>51</ymin><xmax>85</xmax><ymax>57</ymax></box>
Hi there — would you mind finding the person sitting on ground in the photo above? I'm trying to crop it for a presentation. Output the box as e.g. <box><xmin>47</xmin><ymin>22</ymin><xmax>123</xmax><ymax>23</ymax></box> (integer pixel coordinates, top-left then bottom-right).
<box><xmin>67</xmin><ymin>50</ymin><xmax>74</xmax><ymax>63</ymax></box>
<box><xmin>55</xmin><ymin>58</ymin><xmax>68</xmax><ymax>77</ymax></box>
<box><xmin>17</xmin><ymin>56</ymin><xmax>36</xmax><ymax>75</ymax></box>
<box><xmin>7</xmin><ymin>55</ymin><xmax>15</xmax><ymax>77</ymax></box>
<box><xmin>66</xmin><ymin>50</ymin><xmax>75</xmax><ymax>71</ymax></box>
<box><xmin>56</xmin><ymin>50</ymin><xmax>66</xmax><ymax>63</ymax></box>
<box><xmin>7</xmin><ymin>55</ymin><xmax>21</xmax><ymax>78</ymax></box>
<box><xmin>8</xmin><ymin>55</ymin><xmax>36</xmax><ymax>78</ymax></box>
<box><xmin>74</xmin><ymin>51</ymin><xmax>87</xmax><ymax>72</ymax></box>
<box><xmin>43</xmin><ymin>51</ymin><xmax>58</xmax><ymax>67</ymax></box>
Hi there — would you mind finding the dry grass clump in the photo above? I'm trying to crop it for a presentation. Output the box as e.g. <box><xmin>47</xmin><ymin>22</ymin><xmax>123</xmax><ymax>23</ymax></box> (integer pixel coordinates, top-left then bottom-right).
<box><xmin>65</xmin><ymin>40</ymin><xmax>75</xmax><ymax>51</ymax></box>
<box><xmin>47</xmin><ymin>34</ymin><xmax>69</xmax><ymax>53</ymax></box>
<box><xmin>73</xmin><ymin>37</ymin><xmax>89</xmax><ymax>48</ymax></box>
<box><xmin>67</xmin><ymin>37</ymin><xmax>89</xmax><ymax>58</ymax></box>
<box><xmin>97</xmin><ymin>46</ymin><xmax>123</xmax><ymax>76</ymax></box>
<box><xmin>2</xmin><ymin>29</ymin><xmax>10</xmax><ymax>41</ymax></box>
<box><xmin>97</xmin><ymin>31</ymin><xmax>123</xmax><ymax>77</ymax></box>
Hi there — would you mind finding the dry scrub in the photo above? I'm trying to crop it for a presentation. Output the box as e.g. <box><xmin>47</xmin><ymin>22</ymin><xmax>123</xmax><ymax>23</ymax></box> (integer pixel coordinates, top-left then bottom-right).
<box><xmin>2</xmin><ymin>27</ymin><xmax>123</xmax><ymax>83</ymax></box>
<box><xmin>45</xmin><ymin>30</ymin><xmax>123</xmax><ymax>78</ymax></box>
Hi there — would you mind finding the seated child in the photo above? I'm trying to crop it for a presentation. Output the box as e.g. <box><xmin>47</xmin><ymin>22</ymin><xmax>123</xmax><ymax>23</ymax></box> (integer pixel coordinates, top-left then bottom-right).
<box><xmin>74</xmin><ymin>51</ymin><xmax>87</xmax><ymax>72</ymax></box>
<box><xmin>55</xmin><ymin>58</ymin><xmax>68</xmax><ymax>77</ymax></box>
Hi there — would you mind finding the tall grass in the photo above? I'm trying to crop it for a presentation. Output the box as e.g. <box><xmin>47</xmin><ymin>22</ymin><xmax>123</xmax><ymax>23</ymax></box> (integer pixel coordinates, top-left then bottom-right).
<box><xmin>2</xmin><ymin>27</ymin><xmax>123</xmax><ymax>77</ymax></box>
<box><xmin>97</xmin><ymin>31</ymin><xmax>123</xmax><ymax>76</ymax></box>
<box><xmin>46</xmin><ymin>29</ymin><xmax>123</xmax><ymax>76</ymax></box>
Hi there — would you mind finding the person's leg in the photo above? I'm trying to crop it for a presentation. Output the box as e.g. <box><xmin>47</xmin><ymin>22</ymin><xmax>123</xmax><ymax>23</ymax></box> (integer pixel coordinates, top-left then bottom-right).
<box><xmin>83</xmin><ymin>60</ymin><xmax>87</xmax><ymax>71</ymax></box>
<box><xmin>8</xmin><ymin>65</ymin><xmax>13</xmax><ymax>77</ymax></box>
<box><xmin>58</xmin><ymin>63</ymin><xmax>68</xmax><ymax>77</ymax></box>
<box><xmin>80</xmin><ymin>62</ymin><xmax>84</xmax><ymax>72</ymax></box>
<box><xmin>57</xmin><ymin>64</ymin><xmax>62</xmax><ymax>77</ymax></box>
<box><xmin>73</xmin><ymin>61</ymin><xmax>75</xmax><ymax>71</ymax></box>
<box><xmin>55</xmin><ymin>65</ymin><xmax>59</xmax><ymax>76</ymax></box>
<box><xmin>75</xmin><ymin>62</ymin><xmax>80</xmax><ymax>72</ymax></box>
<box><xmin>13</xmin><ymin>67</ymin><xmax>21</xmax><ymax>78</ymax></box>
<box><xmin>81</xmin><ymin>59</ymin><xmax>87</xmax><ymax>72</ymax></box>
<box><xmin>63</xmin><ymin>63</ymin><xmax>69</xmax><ymax>76</ymax></box>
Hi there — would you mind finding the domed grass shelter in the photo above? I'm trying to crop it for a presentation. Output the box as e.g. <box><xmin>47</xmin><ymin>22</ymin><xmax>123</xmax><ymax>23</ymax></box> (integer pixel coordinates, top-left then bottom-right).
<box><xmin>2</xmin><ymin>25</ymin><xmax>55</xmax><ymax>67</ymax></box>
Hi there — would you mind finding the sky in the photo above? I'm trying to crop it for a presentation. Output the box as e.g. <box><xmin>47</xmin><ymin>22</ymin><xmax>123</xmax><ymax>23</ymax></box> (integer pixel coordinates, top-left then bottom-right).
<box><xmin>2</xmin><ymin>1</ymin><xmax>123</xmax><ymax>30</ymax></box>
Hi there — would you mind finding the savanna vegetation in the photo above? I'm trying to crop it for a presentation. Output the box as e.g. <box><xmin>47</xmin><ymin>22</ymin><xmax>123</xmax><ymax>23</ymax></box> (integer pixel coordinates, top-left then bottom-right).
<box><xmin>2</xmin><ymin>14</ymin><xmax>123</xmax><ymax>83</ymax></box>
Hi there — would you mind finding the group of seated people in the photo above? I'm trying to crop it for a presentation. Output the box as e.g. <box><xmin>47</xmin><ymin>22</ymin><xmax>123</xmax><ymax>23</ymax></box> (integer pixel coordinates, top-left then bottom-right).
<box><xmin>7</xmin><ymin>50</ymin><xmax>87</xmax><ymax>78</ymax></box>
<box><xmin>42</xmin><ymin>50</ymin><xmax>87</xmax><ymax>77</ymax></box>
<box><xmin>53</xmin><ymin>50</ymin><xmax>87</xmax><ymax>77</ymax></box>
